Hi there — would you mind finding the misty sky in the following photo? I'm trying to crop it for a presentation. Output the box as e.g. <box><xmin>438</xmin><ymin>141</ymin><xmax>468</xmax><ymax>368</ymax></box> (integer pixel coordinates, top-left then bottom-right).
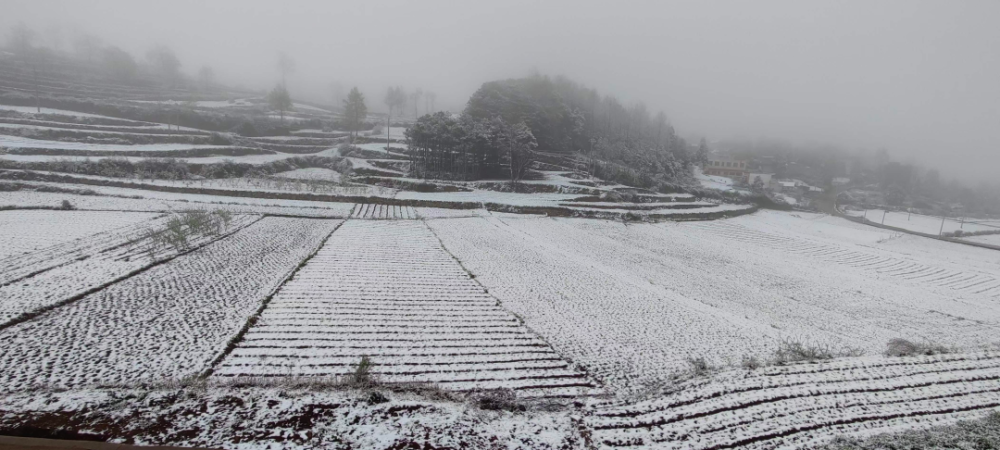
<box><xmin>3</xmin><ymin>0</ymin><xmax>999</xmax><ymax>183</ymax></box>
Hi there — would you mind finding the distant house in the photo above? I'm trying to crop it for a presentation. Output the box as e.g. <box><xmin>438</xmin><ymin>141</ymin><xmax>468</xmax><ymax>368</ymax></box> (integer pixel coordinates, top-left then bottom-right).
<box><xmin>704</xmin><ymin>158</ymin><xmax>748</xmax><ymax>179</ymax></box>
<box><xmin>776</xmin><ymin>181</ymin><xmax>798</xmax><ymax>192</ymax></box>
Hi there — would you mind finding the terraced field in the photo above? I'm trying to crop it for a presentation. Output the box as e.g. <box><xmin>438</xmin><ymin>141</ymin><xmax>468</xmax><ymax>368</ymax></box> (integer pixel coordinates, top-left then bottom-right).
<box><xmin>0</xmin><ymin>210</ymin><xmax>159</xmax><ymax>259</ymax></box>
<box><xmin>591</xmin><ymin>352</ymin><xmax>1000</xmax><ymax>450</ymax></box>
<box><xmin>687</xmin><ymin>220</ymin><xmax>1000</xmax><ymax>298</ymax></box>
<box><xmin>214</xmin><ymin>220</ymin><xmax>600</xmax><ymax>398</ymax></box>
<box><xmin>0</xmin><ymin>213</ymin><xmax>260</xmax><ymax>327</ymax></box>
<box><xmin>350</xmin><ymin>203</ymin><xmax>418</xmax><ymax>219</ymax></box>
<box><xmin>428</xmin><ymin>214</ymin><xmax>1000</xmax><ymax>395</ymax></box>
<box><xmin>0</xmin><ymin>217</ymin><xmax>339</xmax><ymax>391</ymax></box>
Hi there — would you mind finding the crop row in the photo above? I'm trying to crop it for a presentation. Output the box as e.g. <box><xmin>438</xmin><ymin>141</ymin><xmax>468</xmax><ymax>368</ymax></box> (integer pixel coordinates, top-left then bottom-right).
<box><xmin>590</xmin><ymin>352</ymin><xmax>1000</xmax><ymax>449</ymax></box>
<box><xmin>351</xmin><ymin>203</ymin><xmax>418</xmax><ymax>219</ymax></box>
<box><xmin>0</xmin><ymin>209</ymin><xmax>159</xmax><ymax>261</ymax></box>
<box><xmin>213</xmin><ymin>220</ymin><xmax>600</xmax><ymax>398</ymax></box>
<box><xmin>689</xmin><ymin>220</ymin><xmax>1000</xmax><ymax>297</ymax></box>
<box><xmin>0</xmin><ymin>217</ymin><xmax>340</xmax><ymax>391</ymax></box>
<box><xmin>0</xmin><ymin>213</ymin><xmax>260</xmax><ymax>327</ymax></box>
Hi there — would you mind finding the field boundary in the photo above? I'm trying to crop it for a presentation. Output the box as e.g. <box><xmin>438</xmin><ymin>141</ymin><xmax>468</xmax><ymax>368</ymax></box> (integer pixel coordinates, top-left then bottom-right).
<box><xmin>838</xmin><ymin>210</ymin><xmax>1000</xmax><ymax>252</ymax></box>
<box><xmin>0</xmin><ymin>215</ymin><xmax>264</xmax><ymax>332</ymax></box>
<box><xmin>199</xmin><ymin>219</ymin><xmax>345</xmax><ymax>378</ymax></box>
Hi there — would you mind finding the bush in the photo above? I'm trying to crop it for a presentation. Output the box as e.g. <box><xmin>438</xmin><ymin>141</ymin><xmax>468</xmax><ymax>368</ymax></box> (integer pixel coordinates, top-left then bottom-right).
<box><xmin>473</xmin><ymin>388</ymin><xmax>524</xmax><ymax>412</ymax></box>
<box><xmin>350</xmin><ymin>356</ymin><xmax>374</xmax><ymax>387</ymax></box>
<box><xmin>365</xmin><ymin>391</ymin><xmax>389</xmax><ymax>405</ymax></box>
<box><xmin>772</xmin><ymin>340</ymin><xmax>862</xmax><ymax>365</ymax></box>
<box><xmin>60</xmin><ymin>199</ymin><xmax>75</xmax><ymax>210</ymax></box>
<box><xmin>687</xmin><ymin>356</ymin><xmax>712</xmax><ymax>376</ymax></box>
<box><xmin>884</xmin><ymin>338</ymin><xmax>950</xmax><ymax>357</ymax></box>
<box><xmin>741</xmin><ymin>356</ymin><xmax>762</xmax><ymax>370</ymax></box>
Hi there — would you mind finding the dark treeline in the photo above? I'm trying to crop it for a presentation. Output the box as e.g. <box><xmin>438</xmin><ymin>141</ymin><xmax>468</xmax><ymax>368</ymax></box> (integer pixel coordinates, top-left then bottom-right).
<box><xmin>719</xmin><ymin>139</ymin><xmax>1000</xmax><ymax>215</ymax></box>
<box><xmin>407</xmin><ymin>74</ymin><xmax>694</xmax><ymax>187</ymax></box>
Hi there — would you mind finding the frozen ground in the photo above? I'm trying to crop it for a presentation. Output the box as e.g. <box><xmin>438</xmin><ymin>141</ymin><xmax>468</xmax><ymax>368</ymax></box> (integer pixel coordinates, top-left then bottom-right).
<box><xmin>693</xmin><ymin>166</ymin><xmax>750</xmax><ymax>194</ymax></box>
<box><xmin>843</xmin><ymin>208</ymin><xmax>1000</xmax><ymax>236</ymax></box>
<box><xmin>0</xmin><ymin>210</ymin><xmax>158</xmax><ymax>259</ymax></box>
<box><xmin>0</xmin><ymin>134</ymin><xmax>233</xmax><ymax>152</ymax></box>
<box><xmin>0</xmin><ymin>217</ymin><xmax>339</xmax><ymax>391</ymax></box>
<box><xmin>214</xmin><ymin>220</ymin><xmax>599</xmax><ymax>397</ymax></box>
<box><xmin>428</xmin><ymin>210</ymin><xmax>1000</xmax><ymax>394</ymax></box>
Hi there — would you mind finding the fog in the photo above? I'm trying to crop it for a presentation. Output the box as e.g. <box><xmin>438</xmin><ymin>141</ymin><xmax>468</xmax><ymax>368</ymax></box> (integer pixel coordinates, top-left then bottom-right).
<box><xmin>3</xmin><ymin>0</ymin><xmax>998</xmax><ymax>183</ymax></box>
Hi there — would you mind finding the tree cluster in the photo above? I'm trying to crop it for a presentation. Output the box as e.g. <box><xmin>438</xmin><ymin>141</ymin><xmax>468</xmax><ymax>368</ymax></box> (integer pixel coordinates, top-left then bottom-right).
<box><xmin>405</xmin><ymin>112</ymin><xmax>537</xmax><ymax>184</ymax></box>
<box><xmin>464</xmin><ymin>74</ymin><xmax>692</xmax><ymax>181</ymax></box>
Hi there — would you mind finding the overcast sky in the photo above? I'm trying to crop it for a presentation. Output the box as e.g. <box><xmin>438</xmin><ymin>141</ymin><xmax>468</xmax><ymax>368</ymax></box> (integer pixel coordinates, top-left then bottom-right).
<box><xmin>3</xmin><ymin>0</ymin><xmax>999</xmax><ymax>183</ymax></box>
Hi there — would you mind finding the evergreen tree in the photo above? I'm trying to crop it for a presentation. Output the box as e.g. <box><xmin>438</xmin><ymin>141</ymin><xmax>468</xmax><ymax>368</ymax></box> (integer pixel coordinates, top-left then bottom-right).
<box><xmin>343</xmin><ymin>87</ymin><xmax>368</xmax><ymax>141</ymax></box>
<box><xmin>267</xmin><ymin>84</ymin><xmax>293</xmax><ymax>122</ymax></box>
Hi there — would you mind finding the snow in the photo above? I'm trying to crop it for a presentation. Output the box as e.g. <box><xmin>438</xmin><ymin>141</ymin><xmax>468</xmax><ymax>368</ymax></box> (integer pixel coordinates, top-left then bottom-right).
<box><xmin>273</xmin><ymin>167</ymin><xmax>343</xmax><ymax>183</ymax></box>
<box><xmin>0</xmin><ymin>134</ymin><xmax>233</xmax><ymax>152</ymax></box>
<box><xmin>0</xmin><ymin>210</ymin><xmax>158</xmax><ymax>259</ymax></box>
<box><xmin>844</xmin><ymin>208</ymin><xmax>1000</xmax><ymax>236</ymax></box>
<box><xmin>0</xmin><ymin>213</ymin><xmax>259</xmax><ymax>326</ymax></box>
<box><xmin>294</xmin><ymin>102</ymin><xmax>331</xmax><ymax>113</ymax></box>
<box><xmin>0</xmin><ymin>105</ymin><xmax>115</xmax><ymax>119</ymax></box>
<box><xmin>961</xmin><ymin>233</ymin><xmax>1000</xmax><ymax>246</ymax></box>
<box><xmin>428</xmin><ymin>211</ymin><xmax>1000</xmax><ymax>395</ymax></box>
<box><xmin>0</xmin><ymin>188</ymin><xmax>358</xmax><ymax>218</ymax></box>
<box><xmin>214</xmin><ymin>220</ymin><xmax>599</xmax><ymax>397</ymax></box>
<box><xmin>0</xmin><ymin>217</ymin><xmax>340</xmax><ymax>390</ymax></box>
<box><xmin>590</xmin><ymin>351</ymin><xmax>1000</xmax><ymax>449</ymax></box>
<box><xmin>694</xmin><ymin>166</ymin><xmax>750</xmax><ymax>194</ymax></box>
<box><xmin>0</xmin><ymin>386</ymin><xmax>580</xmax><ymax>450</ymax></box>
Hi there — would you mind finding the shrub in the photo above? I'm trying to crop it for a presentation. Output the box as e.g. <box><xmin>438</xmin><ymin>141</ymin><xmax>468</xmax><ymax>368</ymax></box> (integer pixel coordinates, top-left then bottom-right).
<box><xmin>687</xmin><ymin>356</ymin><xmax>712</xmax><ymax>376</ymax></box>
<box><xmin>473</xmin><ymin>388</ymin><xmax>524</xmax><ymax>412</ymax></box>
<box><xmin>365</xmin><ymin>391</ymin><xmax>389</xmax><ymax>405</ymax></box>
<box><xmin>884</xmin><ymin>338</ymin><xmax>951</xmax><ymax>357</ymax></box>
<box><xmin>350</xmin><ymin>355</ymin><xmax>374</xmax><ymax>387</ymax></box>
<box><xmin>60</xmin><ymin>199</ymin><xmax>75</xmax><ymax>210</ymax></box>
<box><xmin>741</xmin><ymin>356</ymin><xmax>762</xmax><ymax>370</ymax></box>
<box><xmin>772</xmin><ymin>340</ymin><xmax>864</xmax><ymax>365</ymax></box>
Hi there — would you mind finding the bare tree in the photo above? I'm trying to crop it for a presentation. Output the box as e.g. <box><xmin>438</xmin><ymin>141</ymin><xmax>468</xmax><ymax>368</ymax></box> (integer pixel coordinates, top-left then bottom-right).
<box><xmin>277</xmin><ymin>51</ymin><xmax>295</xmax><ymax>85</ymax></box>
<box><xmin>73</xmin><ymin>33</ymin><xmax>103</xmax><ymax>63</ymax></box>
<box><xmin>9</xmin><ymin>22</ymin><xmax>35</xmax><ymax>55</ymax></box>
<box><xmin>197</xmin><ymin>66</ymin><xmax>215</xmax><ymax>92</ymax></box>
<box><xmin>146</xmin><ymin>45</ymin><xmax>181</xmax><ymax>87</ymax></box>
<box><xmin>427</xmin><ymin>91</ymin><xmax>437</xmax><ymax>113</ymax></box>
<box><xmin>410</xmin><ymin>88</ymin><xmax>423</xmax><ymax>118</ymax></box>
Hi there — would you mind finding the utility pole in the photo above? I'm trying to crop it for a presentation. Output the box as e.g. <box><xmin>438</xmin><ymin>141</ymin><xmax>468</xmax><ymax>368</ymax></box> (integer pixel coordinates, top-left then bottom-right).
<box><xmin>881</xmin><ymin>210</ymin><xmax>887</xmax><ymax>225</ymax></box>
<box><xmin>939</xmin><ymin>216</ymin><xmax>946</xmax><ymax>236</ymax></box>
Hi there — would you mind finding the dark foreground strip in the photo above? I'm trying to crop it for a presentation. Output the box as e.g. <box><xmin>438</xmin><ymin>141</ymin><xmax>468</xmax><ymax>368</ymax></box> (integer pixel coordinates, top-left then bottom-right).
<box><xmin>0</xmin><ymin>435</ymin><xmax>219</xmax><ymax>450</ymax></box>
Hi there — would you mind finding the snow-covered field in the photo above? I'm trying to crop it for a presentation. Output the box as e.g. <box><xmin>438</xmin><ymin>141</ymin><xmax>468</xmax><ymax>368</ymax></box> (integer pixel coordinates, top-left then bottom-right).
<box><xmin>0</xmin><ymin>204</ymin><xmax>998</xmax><ymax>446</ymax></box>
<box><xmin>0</xmin><ymin>210</ymin><xmax>158</xmax><ymax>259</ymax></box>
<box><xmin>214</xmin><ymin>220</ymin><xmax>599</xmax><ymax>397</ymax></box>
<box><xmin>0</xmin><ymin>213</ymin><xmax>259</xmax><ymax>326</ymax></box>
<box><xmin>591</xmin><ymin>351</ymin><xmax>1000</xmax><ymax>449</ymax></box>
<box><xmin>0</xmin><ymin>134</ymin><xmax>232</xmax><ymax>152</ymax></box>
<box><xmin>428</xmin><ymin>211</ymin><xmax>1000</xmax><ymax>394</ymax></box>
<box><xmin>0</xmin><ymin>217</ymin><xmax>339</xmax><ymax>391</ymax></box>
<box><xmin>844</xmin><ymin>208</ymin><xmax>1000</xmax><ymax>236</ymax></box>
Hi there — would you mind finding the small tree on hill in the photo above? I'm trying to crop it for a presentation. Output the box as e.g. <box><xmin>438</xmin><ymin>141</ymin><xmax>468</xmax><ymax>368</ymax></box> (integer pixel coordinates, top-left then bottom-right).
<box><xmin>267</xmin><ymin>84</ymin><xmax>293</xmax><ymax>122</ymax></box>
<box><xmin>696</xmin><ymin>138</ymin><xmax>710</xmax><ymax>164</ymax></box>
<box><xmin>146</xmin><ymin>45</ymin><xmax>182</xmax><ymax>87</ymax></box>
<box><xmin>343</xmin><ymin>87</ymin><xmax>368</xmax><ymax>142</ymax></box>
